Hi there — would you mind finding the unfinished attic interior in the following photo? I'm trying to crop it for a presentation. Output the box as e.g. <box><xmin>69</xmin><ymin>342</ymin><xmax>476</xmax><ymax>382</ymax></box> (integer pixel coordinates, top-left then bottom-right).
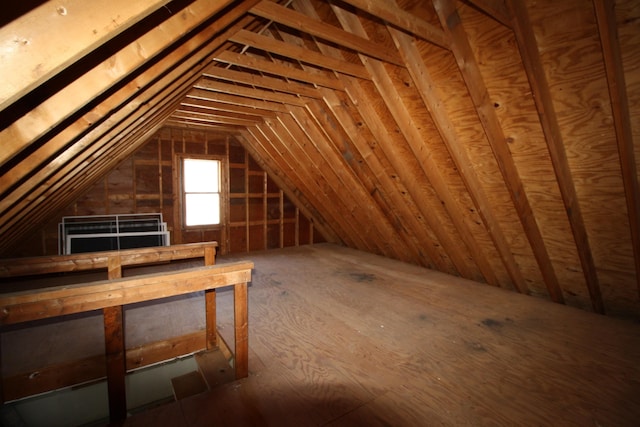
<box><xmin>0</xmin><ymin>0</ymin><xmax>639</xmax><ymax>425</ymax></box>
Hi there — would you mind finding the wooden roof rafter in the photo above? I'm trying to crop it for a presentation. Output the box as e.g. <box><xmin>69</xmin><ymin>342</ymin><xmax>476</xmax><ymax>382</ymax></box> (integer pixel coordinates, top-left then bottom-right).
<box><xmin>0</xmin><ymin>0</ymin><xmax>175</xmax><ymax>112</ymax></box>
<box><xmin>0</xmin><ymin>0</ymin><xmax>242</xmax><ymax>170</ymax></box>
<box><xmin>303</xmin><ymin>97</ymin><xmax>440</xmax><ymax>269</ymax></box>
<box><xmin>432</xmin><ymin>0</ymin><xmax>565</xmax><ymax>303</ymax></box>
<box><xmin>0</xmin><ymin>6</ymin><xmax>261</xmax><ymax>251</ymax></box>
<box><xmin>330</xmin><ymin>1</ymin><xmax>501</xmax><ymax>286</ymax></box>
<box><xmin>386</xmin><ymin>24</ymin><xmax>529</xmax><ymax>294</ymax></box>
<box><xmin>0</xmin><ymin>2</ymin><xmax>259</xmax><ymax>208</ymax></box>
<box><xmin>507</xmin><ymin>0</ymin><xmax>605</xmax><ymax>312</ymax></box>
<box><xmin>294</xmin><ymin>0</ymin><xmax>472</xmax><ymax>278</ymax></box>
<box><xmin>593</xmin><ymin>0</ymin><xmax>640</xmax><ymax>298</ymax></box>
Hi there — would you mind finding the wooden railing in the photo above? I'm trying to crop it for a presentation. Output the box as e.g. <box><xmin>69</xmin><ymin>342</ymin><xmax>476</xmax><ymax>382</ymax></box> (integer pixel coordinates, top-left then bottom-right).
<box><xmin>0</xmin><ymin>242</ymin><xmax>253</xmax><ymax>424</ymax></box>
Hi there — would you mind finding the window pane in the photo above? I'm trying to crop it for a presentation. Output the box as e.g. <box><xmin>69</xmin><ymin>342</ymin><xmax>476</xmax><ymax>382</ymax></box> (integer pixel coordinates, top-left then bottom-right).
<box><xmin>185</xmin><ymin>194</ymin><xmax>220</xmax><ymax>226</ymax></box>
<box><xmin>184</xmin><ymin>159</ymin><xmax>219</xmax><ymax>192</ymax></box>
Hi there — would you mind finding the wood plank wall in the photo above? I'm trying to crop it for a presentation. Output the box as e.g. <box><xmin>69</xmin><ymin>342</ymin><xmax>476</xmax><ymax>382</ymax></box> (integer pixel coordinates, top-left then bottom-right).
<box><xmin>12</xmin><ymin>127</ymin><xmax>324</xmax><ymax>257</ymax></box>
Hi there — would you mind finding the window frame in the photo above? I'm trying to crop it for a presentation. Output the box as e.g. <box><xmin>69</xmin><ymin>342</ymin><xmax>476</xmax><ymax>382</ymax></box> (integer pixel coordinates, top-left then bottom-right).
<box><xmin>178</xmin><ymin>154</ymin><xmax>227</xmax><ymax>230</ymax></box>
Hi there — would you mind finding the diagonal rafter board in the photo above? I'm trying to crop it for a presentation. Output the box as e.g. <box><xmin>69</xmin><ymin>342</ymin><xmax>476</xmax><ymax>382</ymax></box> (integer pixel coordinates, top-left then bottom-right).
<box><xmin>264</xmin><ymin>114</ymin><xmax>389</xmax><ymax>256</ymax></box>
<box><xmin>0</xmin><ymin>91</ymin><xmax>190</xmax><ymax>248</ymax></box>
<box><xmin>289</xmin><ymin>104</ymin><xmax>416</xmax><ymax>263</ymax></box>
<box><xmin>203</xmin><ymin>64</ymin><xmax>322</xmax><ymax>98</ymax></box>
<box><xmin>0</xmin><ymin>89</ymin><xmax>188</xmax><ymax>240</ymax></box>
<box><xmin>312</xmin><ymin>94</ymin><xmax>448</xmax><ymax>272</ymax></box>
<box><xmin>229</xmin><ymin>29</ymin><xmax>370</xmax><ymax>79</ymax></box>
<box><xmin>295</xmin><ymin>1</ymin><xmax>456</xmax><ymax>276</ymax></box>
<box><xmin>256</xmin><ymin>115</ymin><xmax>375</xmax><ymax>253</ymax></box>
<box><xmin>387</xmin><ymin>26</ymin><xmax>528</xmax><ymax>294</ymax></box>
<box><xmin>304</xmin><ymin>97</ymin><xmax>441</xmax><ymax>270</ymax></box>
<box><xmin>331</xmin><ymin>3</ymin><xmax>499</xmax><ymax>286</ymax></box>
<box><xmin>0</xmin><ymin>0</ymin><xmax>237</xmax><ymax>169</ymax></box>
<box><xmin>0</xmin><ymin>0</ymin><xmax>250</xmax><ymax>182</ymax></box>
<box><xmin>260</xmin><ymin>27</ymin><xmax>401</xmax><ymax>259</ymax></box>
<box><xmin>237</xmin><ymin>129</ymin><xmax>340</xmax><ymax>244</ymax></box>
<box><xmin>0</xmin><ymin>0</ymin><xmax>172</xmax><ymax>112</ymax></box>
<box><xmin>245</xmin><ymin>124</ymin><xmax>358</xmax><ymax>246</ymax></box>
<box><xmin>507</xmin><ymin>0</ymin><xmax>604</xmax><ymax>312</ymax></box>
<box><xmin>593</xmin><ymin>0</ymin><xmax>640</xmax><ymax>298</ymax></box>
<box><xmin>336</xmin><ymin>0</ymin><xmax>450</xmax><ymax>50</ymax></box>
<box><xmin>295</xmin><ymin>0</ymin><xmax>474</xmax><ymax>278</ymax></box>
<box><xmin>281</xmin><ymin>110</ymin><xmax>403</xmax><ymax>260</ymax></box>
<box><xmin>0</xmin><ymin>8</ymin><xmax>257</xmax><ymax>212</ymax></box>
<box><xmin>214</xmin><ymin>50</ymin><xmax>345</xmax><ymax>90</ymax></box>
<box><xmin>0</xmin><ymin>9</ymin><xmax>257</xmax><ymax>244</ymax></box>
<box><xmin>249</xmin><ymin>0</ymin><xmax>404</xmax><ymax>66</ymax></box>
<box><xmin>432</xmin><ymin>0</ymin><xmax>565</xmax><ymax>303</ymax></box>
<box><xmin>0</xmin><ymin>100</ymin><xmax>177</xmax><ymax>253</ymax></box>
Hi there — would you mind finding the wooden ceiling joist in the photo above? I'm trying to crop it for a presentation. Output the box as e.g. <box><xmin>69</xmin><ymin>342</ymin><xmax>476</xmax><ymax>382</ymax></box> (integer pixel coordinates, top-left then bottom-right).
<box><xmin>464</xmin><ymin>0</ymin><xmax>511</xmax><ymax>27</ymax></box>
<box><xmin>172</xmin><ymin>110</ymin><xmax>262</xmax><ymax>126</ymax></box>
<box><xmin>229</xmin><ymin>29</ymin><xmax>371</xmax><ymax>79</ymax></box>
<box><xmin>194</xmin><ymin>77</ymin><xmax>308</xmax><ymax>106</ymax></box>
<box><xmin>250</xmin><ymin>0</ymin><xmax>404</xmax><ymax>66</ymax></box>
<box><xmin>180</xmin><ymin>98</ymin><xmax>278</xmax><ymax>118</ymax></box>
<box><xmin>203</xmin><ymin>64</ymin><xmax>322</xmax><ymax>98</ymax></box>
<box><xmin>214</xmin><ymin>50</ymin><xmax>346</xmax><ymax>90</ymax></box>
<box><xmin>186</xmin><ymin>88</ymin><xmax>291</xmax><ymax>113</ymax></box>
<box><xmin>336</xmin><ymin>0</ymin><xmax>450</xmax><ymax>50</ymax></box>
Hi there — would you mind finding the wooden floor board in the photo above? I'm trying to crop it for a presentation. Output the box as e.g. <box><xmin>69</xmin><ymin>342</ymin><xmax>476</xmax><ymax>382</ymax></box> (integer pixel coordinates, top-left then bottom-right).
<box><xmin>3</xmin><ymin>243</ymin><xmax>638</xmax><ymax>425</ymax></box>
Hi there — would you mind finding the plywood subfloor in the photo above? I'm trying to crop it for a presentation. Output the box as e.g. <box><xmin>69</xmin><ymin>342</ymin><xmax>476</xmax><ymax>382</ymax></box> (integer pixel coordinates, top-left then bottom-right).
<box><xmin>124</xmin><ymin>243</ymin><xmax>640</xmax><ymax>426</ymax></box>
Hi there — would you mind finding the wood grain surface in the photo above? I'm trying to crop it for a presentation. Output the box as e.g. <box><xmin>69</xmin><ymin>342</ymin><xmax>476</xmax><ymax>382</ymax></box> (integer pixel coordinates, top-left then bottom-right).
<box><xmin>125</xmin><ymin>244</ymin><xmax>640</xmax><ymax>426</ymax></box>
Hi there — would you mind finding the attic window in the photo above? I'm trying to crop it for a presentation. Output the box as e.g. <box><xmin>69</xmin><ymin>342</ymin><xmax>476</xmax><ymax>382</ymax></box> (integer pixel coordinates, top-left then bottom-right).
<box><xmin>183</xmin><ymin>158</ymin><xmax>221</xmax><ymax>226</ymax></box>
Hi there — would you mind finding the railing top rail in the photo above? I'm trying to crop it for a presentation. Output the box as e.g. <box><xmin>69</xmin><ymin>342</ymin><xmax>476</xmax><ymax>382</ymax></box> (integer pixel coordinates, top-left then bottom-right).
<box><xmin>0</xmin><ymin>260</ymin><xmax>253</xmax><ymax>326</ymax></box>
<box><xmin>0</xmin><ymin>241</ymin><xmax>219</xmax><ymax>278</ymax></box>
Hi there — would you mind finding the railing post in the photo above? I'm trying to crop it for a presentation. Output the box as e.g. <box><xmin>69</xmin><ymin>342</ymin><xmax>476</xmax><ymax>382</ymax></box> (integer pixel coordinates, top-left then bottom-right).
<box><xmin>104</xmin><ymin>305</ymin><xmax>127</xmax><ymax>424</ymax></box>
<box><xmin>234</xmin><ymin>282</ymin><xmax>249</xmax><ymax>379</ymax></box>
<box><xmin>105</xmin><ymin>255</ymin><xmax>126</xmax><ymax>424</ymax></box>
<box><xmin>204</xmin><ymin>245</ymin><xmax>217</xmax><ymax>349</ymax></box>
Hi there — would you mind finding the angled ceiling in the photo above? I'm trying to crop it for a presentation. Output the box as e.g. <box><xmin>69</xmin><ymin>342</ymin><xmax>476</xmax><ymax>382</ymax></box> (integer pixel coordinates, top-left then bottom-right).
<box><xmin>0</xmin><ymin>0</ymin><xmax>639</xmax><ymax>318</ymax></box>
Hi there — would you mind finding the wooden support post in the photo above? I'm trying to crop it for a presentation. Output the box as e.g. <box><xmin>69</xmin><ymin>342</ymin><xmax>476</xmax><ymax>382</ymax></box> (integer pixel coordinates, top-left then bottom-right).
<box><xmin>105</xmin><ymin>255</ymin><xmax>126</xmax><ymax>424</ymax></box>
<box><xmin>104</xmin><ymin>305</ymin><xmax>127</xmax><ymax>424</ymax></box>
<box><xmin>205</xmin><ymin>290</ymin><xmax>217</xmax><ymax>350</ymax></box>
<box><xmin>204</xmin><ymin>245</ymin><xmax>217</xmax><ymax>349</ymax></box>
<box><xmin>234</xmin><ymin>282</ymin><xmax>249</xmax><ymax>379</ymax></box>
